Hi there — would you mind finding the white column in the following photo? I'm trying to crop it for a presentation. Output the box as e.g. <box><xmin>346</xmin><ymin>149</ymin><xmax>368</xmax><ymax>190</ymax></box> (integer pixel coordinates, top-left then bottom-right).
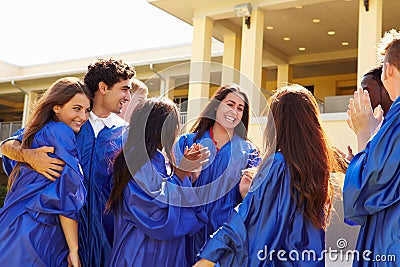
<box><xmin>277</xmin><ymin>64</ymin><xmax>292</xmax><ymax>89</ymax></box>
<box><xmin>22</xmin><ymin>91</ymin><xmax>38</xmax><ymax>127</ymax></box>
<box><xmin>239</xmin><ymin>8</ymin><xmax>264</xmax><ymax>116</ymax></box>
<box><xmin>357</xmin><ymin>0</ymin><xmax>382</xmax><ymax>85</ymax></box>
<box><xmin>222</xmin><ymin>33</ymin><xmax>241</xmax><ymax>85</ymax></box>
<box><xmin>165</xmin><ymin>76</ymin><xmax>175</xmax><ymax>100</ymax></box>
<box><xmin>187</xmin><ymin>16</ymin><xmax>213</xmax><ymax>125</ymax></box>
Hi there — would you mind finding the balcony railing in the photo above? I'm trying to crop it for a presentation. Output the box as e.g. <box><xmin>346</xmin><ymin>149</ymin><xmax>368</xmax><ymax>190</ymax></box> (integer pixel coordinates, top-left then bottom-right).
<box><xmin>180</xmin><ymin>112</ymin><xmax>187</xmax><ymax>126</ymax></box>
<box><xmin>0</xmin><ymin>121</ymin><xmax>22</xmax><ymax>142</ymax></box>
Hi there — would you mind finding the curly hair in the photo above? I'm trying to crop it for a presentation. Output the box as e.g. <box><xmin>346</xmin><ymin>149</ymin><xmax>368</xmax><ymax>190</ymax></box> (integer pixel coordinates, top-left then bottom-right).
<box><xmin>84</xmin><ymin>58</ymin><xmax>136</xmax><ymax>96</ymax></box>
<box><xmin>364</xmin><ymin>65</ymin><xmax>383</xmax><ymax>86</ymax></box>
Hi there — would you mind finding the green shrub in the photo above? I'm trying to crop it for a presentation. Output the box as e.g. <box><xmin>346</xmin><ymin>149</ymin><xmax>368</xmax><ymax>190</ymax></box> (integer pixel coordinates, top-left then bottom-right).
<box><xmin>0</xmin><ymin>184</ymin><xmax>7</xmax><ymax>207</ymax></box>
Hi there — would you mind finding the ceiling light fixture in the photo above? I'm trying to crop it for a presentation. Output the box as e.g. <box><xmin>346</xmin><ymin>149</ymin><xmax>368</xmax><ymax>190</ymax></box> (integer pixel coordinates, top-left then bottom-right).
<box><xmin>266</xmin><ymin>26</ymin><xmax>274</xmax><ymax>30</ymax></box>
<box><xmin>328</xmin><ymin>31</ymin><xmax>336</xmax><ymax>35</ymax></box>
<box><xmin>312</xmin><ymin>18</ymin><xmax>320</xmax><ymax>23</ymax></box>
<box><xmin>234</xmin><ymin>3</ymin><xmax>252</xmax><ymax>29</ymax></box>
<box><xmin>299</xmin><ymin>47</ymin><xmax>306</xmax><ymax>51</ymax></box>
<box><xmin>283</xmin><ymin>37</ymin><xmax>291</xmax><ymax>41</ymax></box>
<box><xmin>341</xmin><ymin>42</ymin><xmax>349</xmax><ymax>46</ymax></box>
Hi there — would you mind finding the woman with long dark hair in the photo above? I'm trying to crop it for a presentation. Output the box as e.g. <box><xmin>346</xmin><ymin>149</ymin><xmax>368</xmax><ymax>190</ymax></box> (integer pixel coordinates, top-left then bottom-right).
<box><xmin>0</xmin><ymin>77</ymin><xmax>92</xmax><ymax>266</ymax></box>
<box><xmin>174</xmin><ymin>84</ymin><xmax>261</xmax><ymax>265</ymax></box>
<box><xmin>106</xmin><ymin>98</ymin><xmax>210</xmax><ymax>267</ymax></box>
<box><xmin>194</xmin><ymin>84</ymin><xmax>347</xmax><ymax>267</ymax></box>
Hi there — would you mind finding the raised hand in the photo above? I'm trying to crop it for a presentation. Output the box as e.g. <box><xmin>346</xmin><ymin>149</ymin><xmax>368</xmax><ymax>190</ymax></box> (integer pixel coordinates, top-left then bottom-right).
<box><xmin>175</xmin><ymin>144</ymin><xmax>210</xmax><ymax>181</ymax></box>
<box><xmin>347</xmin><ymin>87</ymin><xmax>384</xmax><ymax>151</ymax></box>
<box><xmin>239</xmin><ymin>167</ymin><xmax>258</xmax><ymax>198</ymax></box>
<box><xmin>332</xmin><ymin>145</ymin><xmax>354</xmax><ymax>163</ymax></box>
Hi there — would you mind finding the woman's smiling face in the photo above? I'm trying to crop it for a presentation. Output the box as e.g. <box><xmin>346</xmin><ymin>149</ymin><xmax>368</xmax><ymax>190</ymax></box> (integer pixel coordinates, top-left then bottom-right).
<box><xmin>214</xmin><ymin>92</ymin><xmax>245</xmax><ymax>132</ymax></box>
<box><xmin>53</xmin><ymin>93</ymin><xmax>91</xmax><ymax>133</ymax></box>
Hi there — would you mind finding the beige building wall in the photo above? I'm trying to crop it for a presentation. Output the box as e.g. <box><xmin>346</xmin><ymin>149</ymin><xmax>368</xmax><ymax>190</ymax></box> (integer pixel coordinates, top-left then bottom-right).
<box><xmin>266</xmin><ymin>73</ymin><xmax>357</xmax><ymax>101</ymax></box>
<box><xmin>247</xmin><ymin>113</ymin><xmax>356</xmax><ymax>156</ymax></box>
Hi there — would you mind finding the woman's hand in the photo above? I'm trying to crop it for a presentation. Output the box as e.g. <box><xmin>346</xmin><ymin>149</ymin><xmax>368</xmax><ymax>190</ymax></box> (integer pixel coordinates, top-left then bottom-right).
<box><xmin>67</xmin><ymin>250</ymin><xmax>81</xmax><ymax>267</ymax></box>
<box><xmin>193</xmin><ymin>258</ymin><xmax>215</xmax><ymax>267</ymax></box>
<box><xmin>239</xmin><ymin>167</ymin><xmax>257</xmax><ymax>198</ymax></box>
<box><xmin>333</xmin><ymin>145</ymin><xmax>354</xmax><ymax>163</ymax></box>
<box><xmin>175</xmin><ymin>144</ymin><xmax>210</xmax><ymax>181</ymax></box>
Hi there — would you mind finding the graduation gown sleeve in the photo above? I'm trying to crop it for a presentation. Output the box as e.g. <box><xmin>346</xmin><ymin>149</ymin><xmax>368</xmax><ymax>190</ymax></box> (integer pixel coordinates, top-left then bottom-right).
<box><xmin>199</xmin><ymin>153</ymin><xmax>325</xmax><ymax>267</ymax></box>
<box><xmin>121</xmin><ymin>158</ymin><xmax>208</xmax><ymax>240</ymax></box>
<box><xmin>343</xmin><ymin>98</ymin><xmax>400</xmax><ymax>226</ymax></box>
<box><xmin>199</xmin><ymin>153</ymin><xmax>291</xmax><ymax>265</ymax></box>
<box><xmin>1</xmin><ymin>128</ymin><xmax>24</xmax><ymax>177</ymax></box>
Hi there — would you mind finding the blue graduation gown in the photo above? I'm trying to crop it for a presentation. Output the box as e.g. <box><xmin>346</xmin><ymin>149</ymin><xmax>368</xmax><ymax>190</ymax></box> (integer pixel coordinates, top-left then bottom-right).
<box><xmin>107</xmin><ymin>150</ymin><xmax>208</xmax><ymax>267</ymax></box>
<box><xmin>343</xmin><ymin>96</ymin><xmax>400</xmax><ymax>267</ymax></box>
<box><xmin>0</xmin><ymin>122</ymin><xmax>86</xmax><ymax>267</ymax></box>
<box><xmin>175</xmin><ymin>131</ymin><xmax>261</xmax><ymax>264</ymax></box>
<box><xmin>1</xmin><ymin>118</ymin><xmax>124</xmax><ymax>267</ymax></box>
<box><xmin>199</xmin><ymin>152</ymin><xmax>325</xmax><ymax>267</ymax></box>
<box><xmin>1</xmin><ymin>127</ymin><xmax>24</xmax><ymax>176</ymax></box>
<box><xmin>76</xmin><ymin>120</ymin><xmax>124</xmax><ymax>267</ymax></box>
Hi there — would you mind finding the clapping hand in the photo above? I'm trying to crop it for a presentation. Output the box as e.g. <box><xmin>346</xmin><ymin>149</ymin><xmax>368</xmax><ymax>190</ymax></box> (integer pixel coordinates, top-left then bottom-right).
<box><xmin>175</xmin><ymin>144</ymin><xmax>210</xmax><ymax>181</ymax></box>
<box><xmin>239</xmin><ymin>167</ymin><xmax>258</xmax><ymax>198</ymax></box>
<box><xmin>347</xmin><ymin>87</ymin><xmax>383</xmax><ymax>150</ymax></box>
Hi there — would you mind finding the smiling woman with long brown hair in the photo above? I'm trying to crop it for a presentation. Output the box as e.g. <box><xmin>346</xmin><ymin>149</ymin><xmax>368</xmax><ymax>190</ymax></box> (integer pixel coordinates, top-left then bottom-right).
<box><xmin>175</xmin><ymin>84</ymin><xmax>262</xmax><ymax>265</ymax></box>
<box><xmin>0</xmin><ymin>77</ymin><xmax>92</xmax><ymax>267</ymax></box>
<box><xmin>194</xmin><ymin>84</ymin><xmax>347</xmax><ymax>267</ymax></box>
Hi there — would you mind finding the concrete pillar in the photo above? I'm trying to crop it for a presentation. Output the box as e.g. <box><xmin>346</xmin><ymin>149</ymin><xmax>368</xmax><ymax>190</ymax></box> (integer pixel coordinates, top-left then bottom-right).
<box><xmin>165</xmin><ymin>76</ymin><xmax>175</xmax><ymax>100</ymax></box>
<box><xmin>22</xmin><ymin>91</ymin><xmax>38</xmax><ymax>127</ymax></box>
<box><xmin>357</xmin><ymin>0</ymin><xmax>382</xmax><ymax>85</ymax></box>
<box><xmin>261</xmin><ymin>68</ymin><xmax>268</xmax><ymax>90</ymax></box>
<box><xmin>277</xmin><ymin>64</ymin><xmax>293</xmax><ymax>89</ymax></box>
<box><xmin>221</xmin><ymin>33</ymin><xmax>241</xmax><ymax>85</ymax></box>
<box><xmin>187</xmin><ymin>16</ymin><xmax>213</xmax><ymax>125</ymax></box>
<box><xmin>239</xmin><ymin>8</ymin><xmax>264</xmax><ymax>116</ymax></box>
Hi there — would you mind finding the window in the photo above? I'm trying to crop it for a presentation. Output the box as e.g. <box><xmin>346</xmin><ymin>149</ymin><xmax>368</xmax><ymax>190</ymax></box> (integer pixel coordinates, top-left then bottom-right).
<box><xmin>304</xmin><ymin>85</ymin><xmax>315</xmax><ymax>95</ymax></box>
<box><xmin>173</xmin><ymin>96</ymin><xmax>188</xmax><ymax>113</ymax></box>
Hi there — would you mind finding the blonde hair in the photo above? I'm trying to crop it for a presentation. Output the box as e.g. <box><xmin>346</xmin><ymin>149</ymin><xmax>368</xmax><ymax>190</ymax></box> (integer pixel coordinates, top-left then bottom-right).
<box><xmin>131</xmin><ymin>78</ymin><xmax>148</xmax><ymax>95</ymax></box>
<box><xmin>378</xmin><ymin>29</ymin><xmax>400</xmax><ymax>71</ymax></box>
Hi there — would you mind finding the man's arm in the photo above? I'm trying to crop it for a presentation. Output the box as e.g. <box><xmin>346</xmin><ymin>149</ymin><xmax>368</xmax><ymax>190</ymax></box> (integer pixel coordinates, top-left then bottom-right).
<box><xmin>1</xmin><ymin>139</ymin><xmax>65</xmax><ymax>181</ymax></box>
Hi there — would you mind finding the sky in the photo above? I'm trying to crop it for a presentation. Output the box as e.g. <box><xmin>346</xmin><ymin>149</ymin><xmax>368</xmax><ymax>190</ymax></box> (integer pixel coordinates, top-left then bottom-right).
<box><xmin>0</xmin><ymin>0</ymin><xmax>194</xmax><ymax>66</ymax></box>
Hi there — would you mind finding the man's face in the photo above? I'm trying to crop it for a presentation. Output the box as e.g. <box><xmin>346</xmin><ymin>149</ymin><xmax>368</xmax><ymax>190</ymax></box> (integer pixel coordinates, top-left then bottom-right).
<box><xmin>382</xmin><ymin>62</ymin><xmax>399</xmax><ymax>102</ymax></box>
<box><xmin>103</xmin><ymin>79</ymin><xmax>131</xmax><ymax>114</ymax></box>
<box><xmin>361</xmin><ymin>74</ymin><xmax>381</xmax><ymax>109</ymax></box>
